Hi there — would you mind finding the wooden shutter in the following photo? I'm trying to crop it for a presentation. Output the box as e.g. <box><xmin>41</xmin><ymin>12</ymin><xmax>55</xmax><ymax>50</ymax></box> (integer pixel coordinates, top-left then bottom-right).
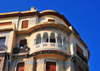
<box><xmin>22</xmin><ymin>21</ymin><xmax>28</xmax><ymax>28</ymax></box>
<box><xmin>48</xmin><ymin>19</ymin><xmax>55</xmax><ymax>22</ymax></box>
<box><xmin>0</xmin><ymin>22</ymin><xmax>12</xmax><ymax>26</ymax></box>
<box><xmin>78</xmin><ymin>66</ymin><xmax>84</xmax><ymax>71</ymax></box>
<box><xmin>0</xmin><ymin>57</ymin><xmax>5</xmax><ymax>71</ymax></box>
<box><xmin>76</xmin><ymin>44</ymin><xmax>83</xmax><ymax>55</ymax></box>
<box><xmin>46</xmin><ymin>62</ymin><xmax>56</xmax><ymax>71</ymax></box>
<box><xmin>17</xmin><ymin>62</ymin><xmax>25</xmax><ymax>71</ymax></box>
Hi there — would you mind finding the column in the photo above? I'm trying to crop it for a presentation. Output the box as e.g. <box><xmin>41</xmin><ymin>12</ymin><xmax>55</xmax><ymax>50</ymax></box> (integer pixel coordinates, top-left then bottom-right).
<box><xmin>41</xmin><ymin>37</ymin><xmax>43</xmax><ymax>43</ymax></box>
<box><xmin>62</xmin><ymin>38</ymin><xmax>64</xmax><ymax>48</ymax></box>
<box><xmin>34</xmin><ymin>39</ymin><xmax>36</xmax><ymax>45</ymax></box>
<box><xmin>62</xmin><ymin>39</ymin><xmax>64</xmax><ymax>45</ymax></box>
<box><xmin>56</xmin><ymin>37</ymin><xmax>57</xmax><ymax>43</ymax></box>
<box><xmin>27</xmin><ymin>42</ymin><xmax>29</xmax><ymax>46</ymax></box>
<box><xmin>48</xmin><ymin>36</ymin><xmax>50</xmax><ymax>42</ymax></box>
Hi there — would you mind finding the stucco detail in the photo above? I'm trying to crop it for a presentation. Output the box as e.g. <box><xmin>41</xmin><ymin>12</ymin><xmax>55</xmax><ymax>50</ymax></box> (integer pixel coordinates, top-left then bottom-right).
<box><xmin>58</xmin><ymin>60</ymin><xmax>64</xmax><ymax>67</ymax></box>
<box><xmin>65</xmin><ymin>61</ymin><xmax>75</xmax><ymax>68</ymax></box>
<box><xmin>36</xmin><ymin>59</ymin><xmax>45</xmax><ymax>65</ymax></box>
<box><xmin>26</xmin><ymin>60</ymin><xmax>34</xmax><ymax>65</ymax></box>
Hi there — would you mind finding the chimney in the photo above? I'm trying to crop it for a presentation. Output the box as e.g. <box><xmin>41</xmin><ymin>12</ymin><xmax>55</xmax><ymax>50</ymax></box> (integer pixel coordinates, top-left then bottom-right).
<box><xmin>31</xmin><ymin>7</ymin><xmax>35</xmax><ymax>11</ymax></box>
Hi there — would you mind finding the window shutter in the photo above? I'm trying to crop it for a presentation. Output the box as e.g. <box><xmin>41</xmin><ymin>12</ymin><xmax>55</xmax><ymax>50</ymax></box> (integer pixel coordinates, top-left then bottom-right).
<box><xmin>22</xmin><ymin>21</ymin><xmax>28</xmax><ymax>28</ymax></box>
<box><xmin>78</xmin><ymin>66</ymin><xmax>84</xmax><ymax>71</ymax></box>
<box><xmin>17</xmin><ymin>62</ymin><xmax>24</xmax><ymax>71</ymax></box>
<box><xmin>46</xmin><ymin>62</ymin><xmax>56</xmax><ymax>71</ymax></box>
<box><xmin>76</xmin><ymin>44</ymin><xmax>83</xmax><ymax>55</ymax></box>
<box><xmin>0</xmin><ymin>22</ymin><xmax>12</xmax><ymax>26</ymax></box>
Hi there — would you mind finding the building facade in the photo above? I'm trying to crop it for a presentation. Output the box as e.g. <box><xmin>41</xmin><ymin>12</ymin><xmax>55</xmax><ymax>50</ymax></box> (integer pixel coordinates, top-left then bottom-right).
<box><xmin>0</xmin><ymin>7</ymin><xmax>90</xmax><ymax>71</ymax></box>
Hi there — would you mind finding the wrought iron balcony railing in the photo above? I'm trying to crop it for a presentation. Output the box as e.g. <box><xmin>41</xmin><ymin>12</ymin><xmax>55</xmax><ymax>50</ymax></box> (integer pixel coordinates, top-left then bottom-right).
<box><xmin>0</xmin><ymin>45</ymin><xmax>6</xmax><ymax>51</ymax></box>
<box><xmin>13</xmin><ymin>46</ymin><xmax>30</xmax><ymax>54</ymax></box>
<box><xmin>76</xmin><ymin>51</ymin><xmax>88</xmax><ymax>64</ymax></box>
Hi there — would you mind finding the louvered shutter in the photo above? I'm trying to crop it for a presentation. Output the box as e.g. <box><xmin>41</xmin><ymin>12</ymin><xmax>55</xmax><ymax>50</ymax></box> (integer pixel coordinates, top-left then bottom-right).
<box><xmin>0</xmin><ymin>22</ymin><xmax>12</xmax><ymax>26</ymax></box>
<box><xmin>22</xmin><ymin>21</ymin><xmax>28</xmax><ymax>28</ymax></box>
<box><xmin>46</xmin><ymin>62</ymin><xmax>56</xmax><ymax>71</ymax></box>
<box><xmin>17</xmin><ymin>62</ymin><xmax>24</xmax><ymax>71</ymax></box>
<box><xmin>76</xmin><ymin>44</ymin><xmax>83</xmax><ymax>55</ymax></box>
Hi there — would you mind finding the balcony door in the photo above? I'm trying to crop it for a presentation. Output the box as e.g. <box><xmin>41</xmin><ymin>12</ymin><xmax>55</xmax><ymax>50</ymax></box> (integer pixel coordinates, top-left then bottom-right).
<box><xmin>16</xmin><ymin>62</ymin><xmax>25</xmax><ymax>71</ymax></box>
<box><xmin>46</xmin><ymin>62</ymin><xmax>56</xmax><ymax>71</ymax></box>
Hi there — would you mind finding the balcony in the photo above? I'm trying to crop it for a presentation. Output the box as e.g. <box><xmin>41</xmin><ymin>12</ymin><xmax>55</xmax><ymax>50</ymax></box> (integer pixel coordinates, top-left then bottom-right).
<box><xmin>35</xmin><ymin>43</ymin><xmax>68</xmax><ymax>51</ymax></box>
<box><xmin>76</xmin><ymin>51</ymin><xmax>88</xmax><ymax>64</ymax></box>
<box><xmin>0</xmin><ymin>45</ymin><xmax>6</xmax><ymax>51</ymax></box>
<box><xmin>13</xmin><ymin>46</ymin><xmax>30</xmax><ymax>54</ymax></box>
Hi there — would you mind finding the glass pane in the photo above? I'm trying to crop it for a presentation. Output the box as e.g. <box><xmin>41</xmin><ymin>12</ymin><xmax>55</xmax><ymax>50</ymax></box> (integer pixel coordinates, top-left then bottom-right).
<box><xmin>0</xmin><ymin>40</ymin><xmax>1</xmax><ymax>44</ymax></box>
<box><xmin>2</xmin><ymin>39</ymin><xmax>5</xmax><ymax>45</ymax></box>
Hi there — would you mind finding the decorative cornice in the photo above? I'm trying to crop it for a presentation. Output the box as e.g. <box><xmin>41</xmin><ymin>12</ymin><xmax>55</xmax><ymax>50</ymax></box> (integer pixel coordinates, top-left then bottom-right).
<box><xmin>26</xmin><ymin>60</ymin><xmax>34</xmax><ymax>65</ymax></box>
<box><xmin>36</xmin><ymin>59</ymin><xmax>45</xmax><ymax>65</ymax></box>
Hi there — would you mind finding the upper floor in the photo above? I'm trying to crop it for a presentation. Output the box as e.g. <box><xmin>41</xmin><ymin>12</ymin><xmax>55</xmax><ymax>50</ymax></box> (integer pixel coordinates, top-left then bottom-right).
<box><xmin>0</xmin><ymin>7</ymin><xmax>90</xmax><ymax>64</ymax></box>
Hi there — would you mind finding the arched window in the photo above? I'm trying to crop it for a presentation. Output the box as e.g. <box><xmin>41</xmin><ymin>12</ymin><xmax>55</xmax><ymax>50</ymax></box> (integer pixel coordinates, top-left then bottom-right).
<box><xmin>36</xmin><ymin>34</ymin><xmax>41</xmax><ymax>44</ymax></box>
<box><xmin>50</xmin><ymin>33</ymin><xmax>55</xmax><ymax>43</ymax></box>
<box><xmin>63</xmin><ymin>37</ymin><xmax>68</xmax><ymax>47</ymax></box>
<box><xmin>16</xmin><ymin>62</ymin><xmax>25</xmax><ymax>71</ymax></box>
<box><xmin>57</xmin><ymin>34</ymin><xmax>62</xmax><ymax>44</ymax></box>
<box><xmin>43</xmin><ymin>32</ymin><xmax>48</xmax><ymax>43</ymax></box>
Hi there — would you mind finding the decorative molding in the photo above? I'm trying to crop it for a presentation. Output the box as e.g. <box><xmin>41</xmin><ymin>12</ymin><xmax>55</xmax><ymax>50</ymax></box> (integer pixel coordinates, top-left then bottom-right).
<box><xmin>65</xmin><ymin>61</ymin><xmax>75</xmax><ymax>68</ymax></box>
<box><xmin>42</xmin><ymin>43</ymin><xmax>48</xmax><ymax>47</ymax></box>
<box><xmin>36</xmin><ymin>59</ymin><xmax>45</xmax><ymax>65</ymax></box>
<box><xmin>35</xmin><ymin>44</ymin><xmax>41</xmax><ymax>48</ymax></box>
<box><xmin>65</xmin><ymin>61</ymin><xmax>70</xmax><ymax>67</ymax></box>
<box><xmin>30</xmin><ymin>48</ymin><xmax>68</xmax><ymax>55</ymax></box>
<box><xmin>26</xmin><ymin>60</ymin><xmax>34</xmax><ymax>65</ymax></box>
<box><xmin>58</xmin><ymin>60</ymin><xmax>64</xmax><ymax>67</ymax></box>
<box><xmin>30</xmin><ymin>18</ymin><xmax>36</xmax><ymax>24</ymax></box>
<box><xmin>50</xmin><ymin>43</ymin><xmax>56</xmax><ymax>47</ymax></box>
<box><xmin>0</xmin><ymin>32</ymin><xmax>10</xmax><ymax>50</ymax></box>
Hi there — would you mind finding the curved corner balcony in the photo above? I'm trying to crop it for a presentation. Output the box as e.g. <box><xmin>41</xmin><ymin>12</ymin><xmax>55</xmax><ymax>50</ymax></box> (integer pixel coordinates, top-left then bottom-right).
<box><xmin>30</xmin><ymin>42</ymin><xmax>69</xmax><ymax>59</ymax></box>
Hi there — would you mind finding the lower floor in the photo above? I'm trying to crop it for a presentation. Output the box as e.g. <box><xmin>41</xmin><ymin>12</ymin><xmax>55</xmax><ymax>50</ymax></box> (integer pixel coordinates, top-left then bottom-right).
<box><xmin>0</xmin><ymin>53</ymin><xmax>89</xmax><ymax>71</ymax></box>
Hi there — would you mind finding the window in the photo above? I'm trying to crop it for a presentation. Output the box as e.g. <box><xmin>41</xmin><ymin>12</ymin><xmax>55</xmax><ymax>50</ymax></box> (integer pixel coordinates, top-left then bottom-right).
<box><xmin>46</xmin><ymin>62</ymin><xmax>56</xmax><ymax>71</ymax></box>
<box><xmin>22</xmin><ymin>20</ymin><xmax>28</xmax><ymax>28</ymax></box>
<box><xmin>0</xmin><ymin>59</ymin><xmax>2</xmax><ymax>64</ymax></box>
<box><xmin>76</xmin><ymin>44</ymin><xmax>83</xmax><ymax>55</ymax></box>
<box><xmin>48</xmin><ymin>19</ymin><xmax>55</xmax><ymax>22</ymax></box>
<box><xmin>20</xmin><ymin>39</ymin><xmax>27</xmax><ymax>47</ymax></box>
<box><xmin>16</xmin><ymin>62</ymin><xmax>25</xmax><ymax>71</ymax></box>
<box><xmin>78</xmin><ymin>66</ymin><xmax>84</xmax><ymax>71</ymax></box>
<box><xmin>0</xmin><ymin>37</ymin><xmax>6</xmax><ymax>45</ymax></box>
<box><xmin>0</xmin><ymin>22</ymin><xmax>12</xmax><ymax>26</ymax></box>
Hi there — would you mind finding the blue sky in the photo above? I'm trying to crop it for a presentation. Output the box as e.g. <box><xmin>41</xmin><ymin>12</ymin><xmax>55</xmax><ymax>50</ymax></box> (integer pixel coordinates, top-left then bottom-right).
<box><xmin>0</xmin><ymin>0</ymin><xmax>100</xmax><ymax>71</ymax></box>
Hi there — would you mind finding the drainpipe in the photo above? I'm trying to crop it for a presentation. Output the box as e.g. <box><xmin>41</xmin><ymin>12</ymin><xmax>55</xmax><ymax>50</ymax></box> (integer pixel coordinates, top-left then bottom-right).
<box><xmin>9</xmin><ymin>54</ymin><xmax>12</xmax><ymax>69</ymax></box>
